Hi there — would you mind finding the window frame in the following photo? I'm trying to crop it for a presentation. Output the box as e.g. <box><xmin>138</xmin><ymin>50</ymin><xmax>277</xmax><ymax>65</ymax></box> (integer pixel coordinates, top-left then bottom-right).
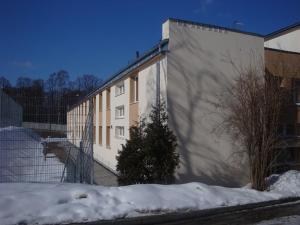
<box><xmin>115</xmin><ymin>81</ymin><xmax>125</xmax><ymax>97</ymax></box>
<box><xmin>115</xmin><ymin>105</ymin><xmax>125</xmax><ymax>119</ymax></box>
<box><xmin>115</xmin><ymin>126</ymin><xmax>125</xmax><ymax>138</ymax></box>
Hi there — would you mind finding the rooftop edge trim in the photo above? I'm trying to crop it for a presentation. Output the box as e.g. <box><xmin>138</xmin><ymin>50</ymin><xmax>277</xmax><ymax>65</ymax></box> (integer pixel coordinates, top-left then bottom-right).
<box><xmin>167</xmin><ymin>18</ymin><xmax>264</xmax><ymax>38</ymax></box>
<box><xmin>68</xmin><ymin>39</ymin><xmax>169</xmax><ymax>111</ymax></box>
<box><xmin>265</xmin><ymin>21</ymin><xmax>300</xmax><ymax>40</ymax></box>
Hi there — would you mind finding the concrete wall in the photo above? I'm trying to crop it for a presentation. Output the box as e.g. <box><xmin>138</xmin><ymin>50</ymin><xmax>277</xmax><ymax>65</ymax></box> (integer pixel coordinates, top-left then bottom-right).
<box><xmin>0</xmin><ymin>89</ymin><xmax>22</xmax><ymax>128</ymax></box>
<box><xmin>67</xmin><ymin>99</ymin><xmax>90</xmax><ymax>148</ymax></box>
<box><xmin>264</xmin><ymin>27</ymin><xmax>300</xmax><ymax>53</ymax></box>
<box><xmin>165</xmin><ymin>19</ymin><xmax>264</xmax><ymax>187</ymax></box>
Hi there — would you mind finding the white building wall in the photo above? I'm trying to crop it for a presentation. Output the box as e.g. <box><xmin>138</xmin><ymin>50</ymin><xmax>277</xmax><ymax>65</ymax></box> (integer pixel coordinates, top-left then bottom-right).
<box><xmin>164</xmin><ymin>19</ymin><xmax>264</xmax><ymax>187</ymax></box>
<box><xmin>91</xmin><ymin>57</ymin><xmax>167</xmax><ymax>172</ymax></box>
<box><xmin>264</xmin><ymin>27</ymin><xmax>300</xmax><ymax>53</ymax></box>
<box><xmin>139</xmin><ymin>57</ymin><xmax>167</xmax><ymax>118</ymax></box>
<box><xmin>69</xmin><ymin>105</ymin><xmax>81</xmax><ymax>147</ymax></box>
<box><xmin>110</xmin><ymin>79</ymin><xmax>130</xmax><ymax>169</ymax></box>
<box><xmin>67</xmin><ymin>20</ymin><xmax>299</xmax><ymax>186</ymax></box>
<box><xmin>94</xmin><ymin>89</ymin><xmax>110</xmax><ymax>169</ymax></box>
<box><xmin>162</xmin><ymin>21</ymin><xmax>169</xmax><ymax>39</ymax></box>
<box><xmin>93</xmin><ymin>78</ymin><xmax>131</xmax><ymax>171</ymax></box>
<box><xmin>95</xmin><ymin>94</ymin><xmax>100</xmax><ymax>146</ymax></box>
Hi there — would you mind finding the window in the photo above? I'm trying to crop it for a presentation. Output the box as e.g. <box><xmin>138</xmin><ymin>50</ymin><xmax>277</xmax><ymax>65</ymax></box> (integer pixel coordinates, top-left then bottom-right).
<box><xmin>115</xmin><ymin>126</ymin><xmax>125</xmax><ymax>138</ymax></box>
<box><xmin>115</xmin><ymin>105</ymin><xmax>125</xmax><ymax>119</ymax></box>
<box><xmin>99</xmin><ymin>126</ymin><xmax>102</xmax><ymax>145</ymax></box>
<box><xmin>115</xmin><ymin>81</ymin><xmax>125</xmax><ymax>96</ymax></box>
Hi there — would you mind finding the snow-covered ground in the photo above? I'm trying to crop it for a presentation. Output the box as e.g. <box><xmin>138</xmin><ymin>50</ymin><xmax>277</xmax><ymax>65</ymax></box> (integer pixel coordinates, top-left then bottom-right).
<box><xmin>0</xmin><ymin>170</ymin><xmax>300</xmax><ymax>225</ymax></box>
<box><xmin>0</xmin><ymin>126</ymin><xmax>65</xmax><ymax>183</ymax></box>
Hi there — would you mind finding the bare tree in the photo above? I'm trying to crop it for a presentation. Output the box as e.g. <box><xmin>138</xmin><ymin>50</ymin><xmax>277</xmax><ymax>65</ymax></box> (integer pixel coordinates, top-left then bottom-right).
<box><xmin>16</xmin><ymin>77</ymin><xmax>32</xmax><ymax>89</ymax></box>
<box><xmin>75</xmin><ymin>74</ymin><xmax>102</xmax><ymax>93</ymax></box>
<box><xmin>220</xmin><ymin>63</ymin><xmax>288</xmax><ymax>191</ymax></box>
<box><xmin>46</xmin><ymin>70</ymin><xmax>70</xmax><ymax>124</ymax></box>
<box><xmin>46</xmin><ymin>70</ymin><xmax>69</xmax><ymax>94</ymax></box>
<box><xmin>0</xmin><ymin>76</ymin><xmax>11</xmax><ymax>89</ymax></box>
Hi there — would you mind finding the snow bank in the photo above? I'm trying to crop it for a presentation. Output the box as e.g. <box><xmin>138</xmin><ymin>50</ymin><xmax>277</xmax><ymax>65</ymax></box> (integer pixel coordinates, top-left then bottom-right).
<box><xmin>0</xmin><ymin>126</ymin><xmax>64</xmax><ymax>183</ymax></box>
<box><xmin>269</xmin><ymin>170</ymin><xmax>300</xmax><ymax>196</ymax></box>
<box><xmin>1</xmin><ymin>170</ymin><xmax>300</xmax><ymax>225</ymax></box>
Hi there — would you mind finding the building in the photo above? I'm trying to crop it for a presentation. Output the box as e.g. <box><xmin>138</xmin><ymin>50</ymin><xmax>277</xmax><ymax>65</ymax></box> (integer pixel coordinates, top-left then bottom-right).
<box><xmin>265</xmin><ymin>22</ymin><xmax>300</xmax><ymax>171</ymax></box>
<box><xmin>0</xmin><ymin>89</ymin><xmax>23</xmax><ymax>128</ymax></box>
<box><xmin>67</xmin><ymin>18</ymin><xmax>299</xmax><ymax>187</ymax></box>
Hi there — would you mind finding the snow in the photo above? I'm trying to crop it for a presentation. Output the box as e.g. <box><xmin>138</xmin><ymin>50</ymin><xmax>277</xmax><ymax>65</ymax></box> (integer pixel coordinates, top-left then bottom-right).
<box><xmin>1</xmin><ymin>170</ymin><xmax>300</xmax><ymax>225</ymax></box>
<box><xmin>42</xmin><ymin>137</ymin><xmax>68</xmax><ymax>143</ymax></box>
<box><xmin>254</xmin><ymin>215</ymin><xmax>300</xmax><ymax>225</ymax></box>
<box><xmin>0</xmin><ymin>126</ymin><xmax>65</xmax><ymax>183</ymax></box>
<box><xmin>1</xmin><ymin>126</ymin><xmax>300</xmax><ymax>225</ymax></box>
<box><xmin>268</xmin><ymin>170</ymin><xmax>300</xmax><ymax>196</ymax></box>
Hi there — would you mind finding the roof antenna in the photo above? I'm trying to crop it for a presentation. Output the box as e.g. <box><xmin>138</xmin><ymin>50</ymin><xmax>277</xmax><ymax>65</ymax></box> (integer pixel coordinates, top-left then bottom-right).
<box><xmin>136</xmin><ymin>51</ymin><xmax>140</xmax><ymax>59</ymax></box>
<box><xmin>233</xmin><ymin>20</ymin><xmax>244</xmax><ymax>30</ymax></box>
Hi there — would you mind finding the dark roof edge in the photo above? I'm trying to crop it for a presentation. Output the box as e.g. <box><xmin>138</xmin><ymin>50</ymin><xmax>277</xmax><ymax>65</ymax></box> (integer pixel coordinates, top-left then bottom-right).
<box><xmin>265</xmin><ymin>21</ymin><xmax>300</xmax><ymax>40</ymax></box>
<box><xmin>265</xmin><ymin>47</ymin><xmax>300</xmax><ymax>56</ymax></box>
<box><xmin>68</xmin><ymin>39</ymin><xmax>169</xmax><ymax>111</ymax></box>
<box><xmin>167</xmin><ymin>18</ymin><xmax>264</xmax><ymax>38</ymax></box>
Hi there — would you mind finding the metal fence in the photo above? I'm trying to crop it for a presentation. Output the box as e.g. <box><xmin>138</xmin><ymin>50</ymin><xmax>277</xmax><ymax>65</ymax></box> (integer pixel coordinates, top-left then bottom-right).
<box><xmin>0</xmin><ymin>89</ymin><xmax>22</xmax><ymax>128</ymax></box>
<box><xmin>0</xmin><ymin>92</ymin><xmax>94</xmax><ymax>184</ymax></box>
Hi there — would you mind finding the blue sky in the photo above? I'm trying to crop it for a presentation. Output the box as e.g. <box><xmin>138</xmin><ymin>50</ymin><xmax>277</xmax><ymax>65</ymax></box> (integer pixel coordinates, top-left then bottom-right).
<box><xmin>0</xmin><ymin>0</ymin><xmax>299</xmax><ymax>85</ymax></box>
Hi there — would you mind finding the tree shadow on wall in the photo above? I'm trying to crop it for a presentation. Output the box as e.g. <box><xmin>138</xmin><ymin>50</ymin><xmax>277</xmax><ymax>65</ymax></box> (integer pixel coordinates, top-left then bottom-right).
<box><xmin>166</xmin><ymin>29</ymin><xmax>249</xmax><ymax>187</ymax></box>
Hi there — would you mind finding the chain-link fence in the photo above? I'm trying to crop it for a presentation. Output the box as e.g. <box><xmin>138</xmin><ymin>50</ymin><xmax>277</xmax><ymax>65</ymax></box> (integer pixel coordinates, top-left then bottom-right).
<box><xmin>0</xmin><ymin>90</ymin><xmax>94</xmax><ymax>184</ymax></box>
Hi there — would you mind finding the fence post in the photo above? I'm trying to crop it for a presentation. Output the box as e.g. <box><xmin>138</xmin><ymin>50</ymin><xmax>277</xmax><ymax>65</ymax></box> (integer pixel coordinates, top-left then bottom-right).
<box><xmin>90</xmin><ymin>98</ymin><xmax>94</xmax><ymax>185</ymax></box>
<box><xmin>79</xmin><ymin>140</ymin><xmax>84</xmax><ymax>183</ymax></box>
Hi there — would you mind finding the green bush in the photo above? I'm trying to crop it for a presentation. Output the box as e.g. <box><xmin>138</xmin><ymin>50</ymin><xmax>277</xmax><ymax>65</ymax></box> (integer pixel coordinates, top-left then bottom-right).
<box><xmin>116</xmin><ymin>103</ymin><xmax>179</xmax><ymax>185</ymax></box>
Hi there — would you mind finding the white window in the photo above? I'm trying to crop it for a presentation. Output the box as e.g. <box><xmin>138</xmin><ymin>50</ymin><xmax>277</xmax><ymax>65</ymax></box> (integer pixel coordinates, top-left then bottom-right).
<box><xmin>115</xmin><ymin>126</ymin><xmax>125</xmax><ymax>138</ymax></box>
<box><xmin>115</xmin><ymin>105</ymin><xmax>125</xmax><ymax>119</ymax></box>
<box><xmin>115</xmin><ymin>81</ymin><xmax>125</xmax><ymax>96</ymax></box>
